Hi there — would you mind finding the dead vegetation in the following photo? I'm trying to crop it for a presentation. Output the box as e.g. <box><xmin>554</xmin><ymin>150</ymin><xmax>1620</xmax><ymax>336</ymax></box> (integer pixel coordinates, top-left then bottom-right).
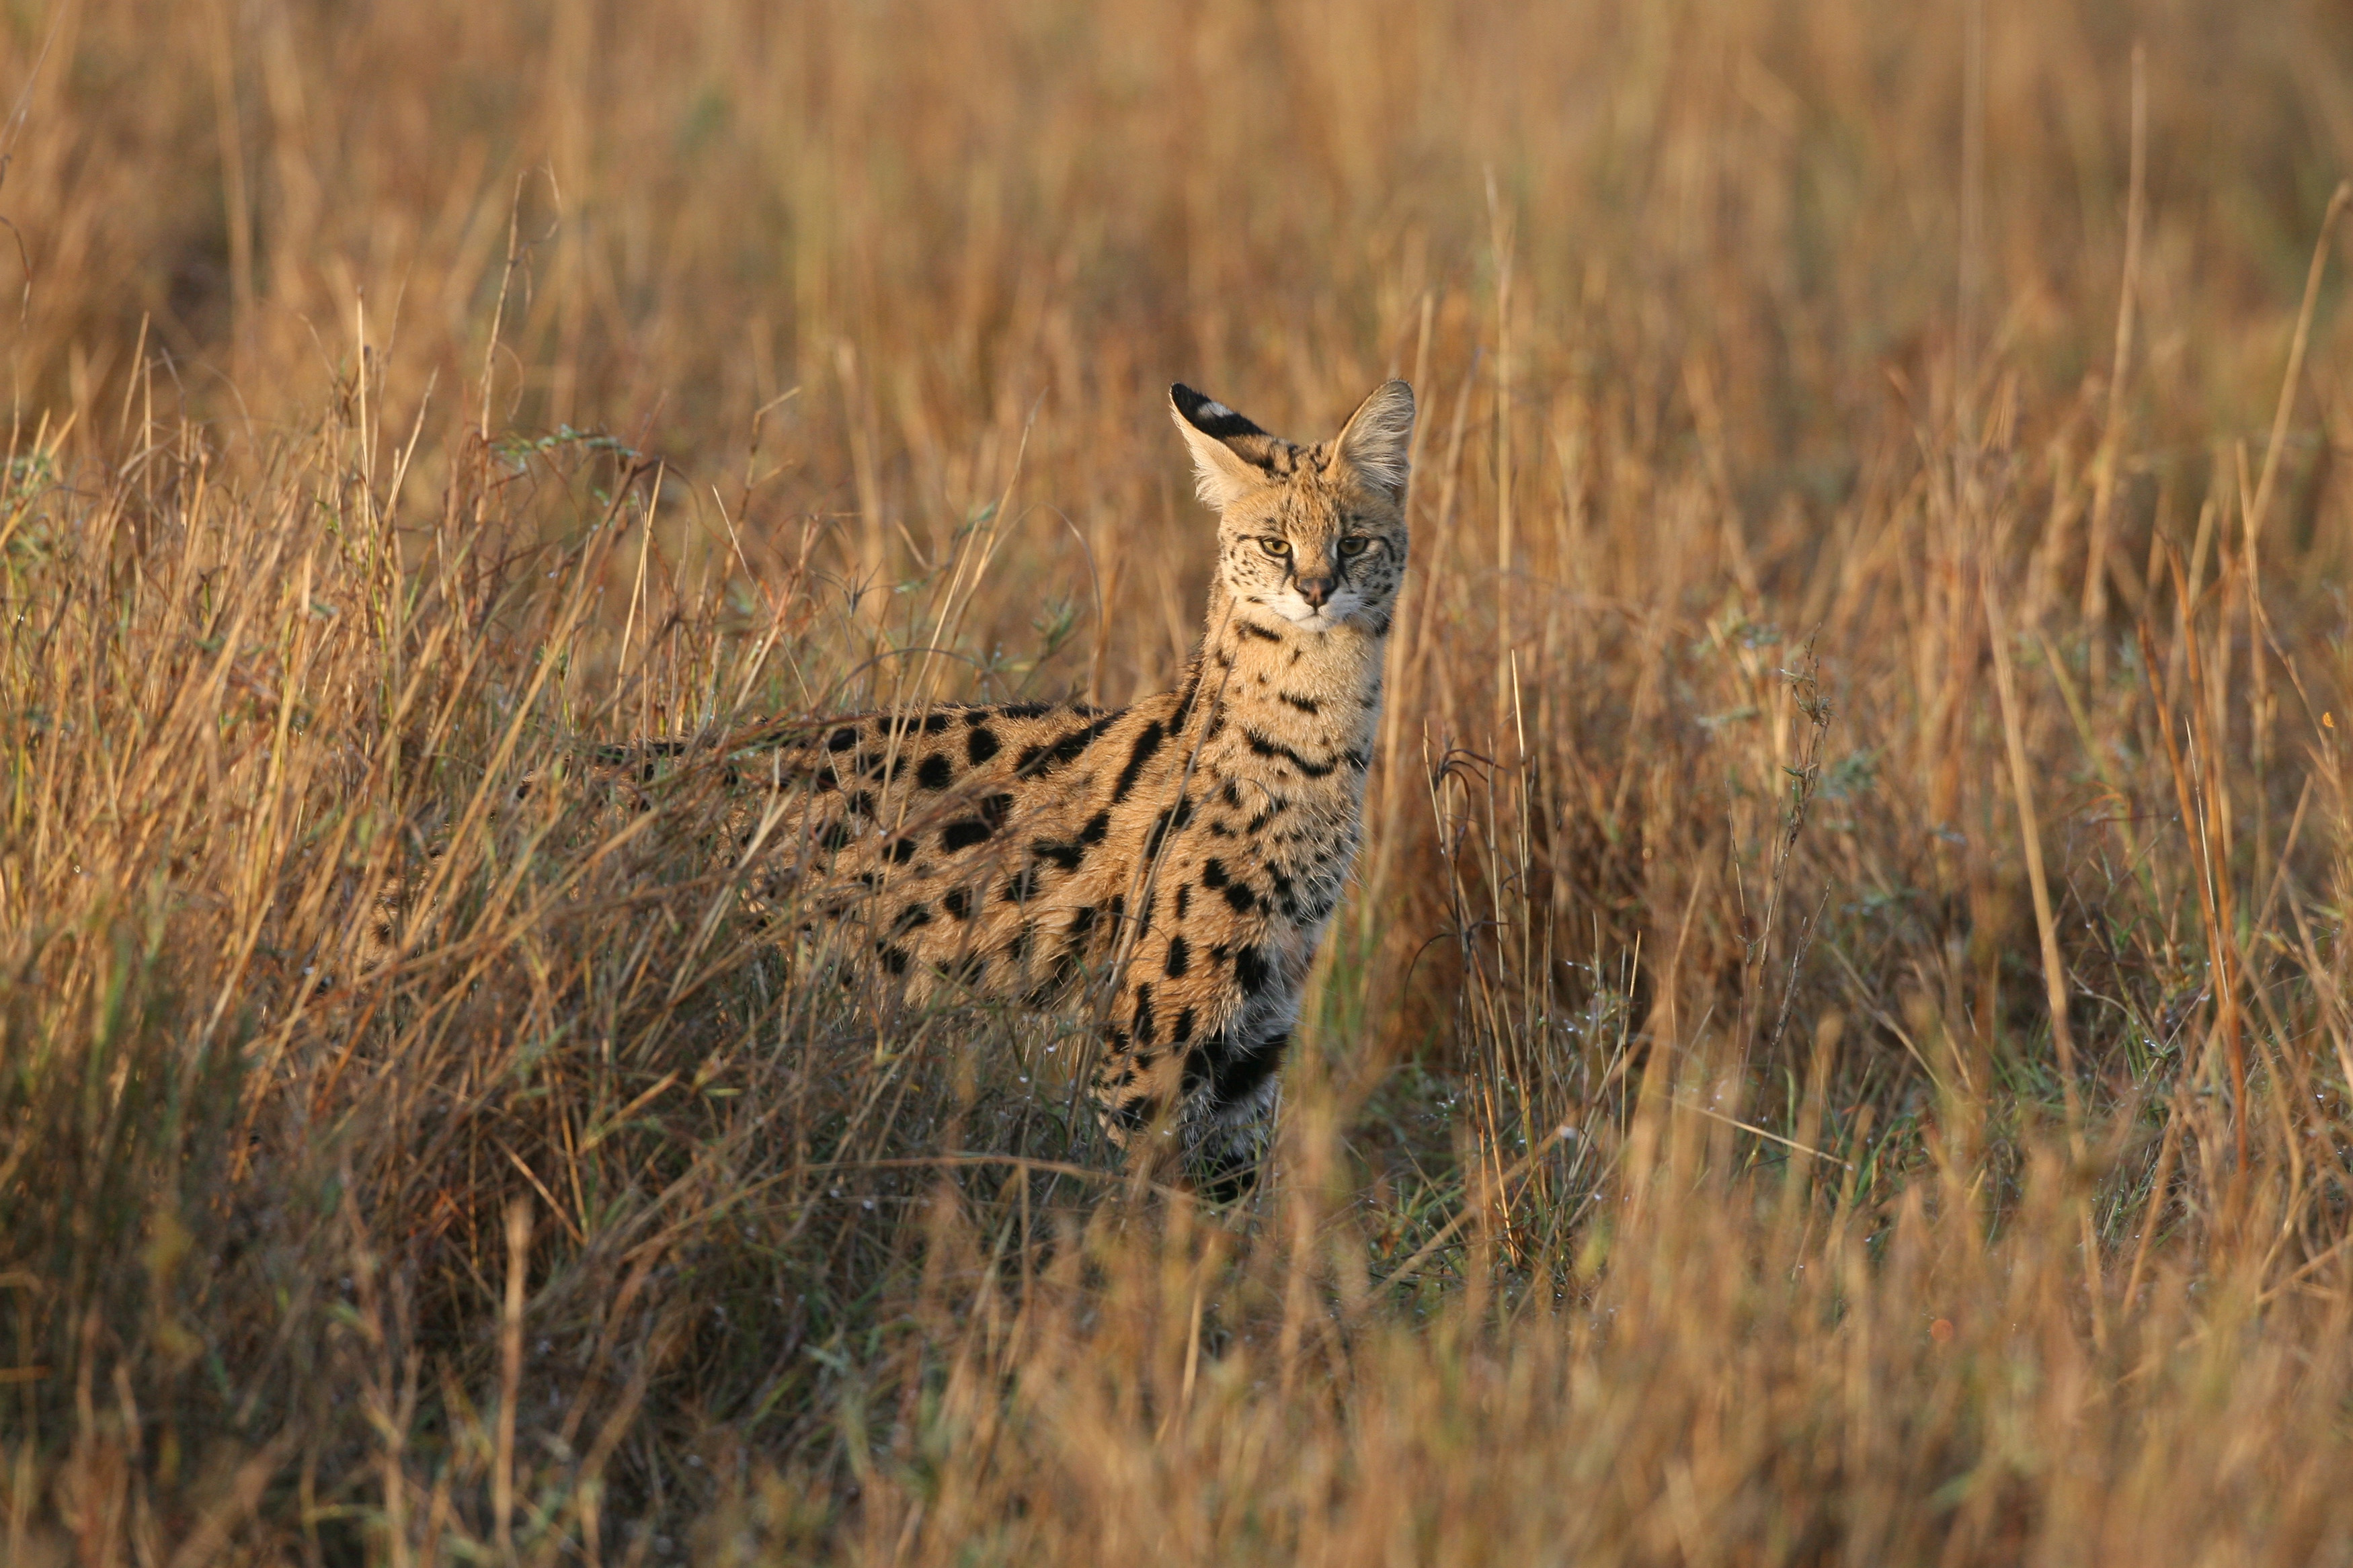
<box><xmin>7</xmin><ymin>1</ymin><xmax>2353</xmax><ymax>1561</ymax></box>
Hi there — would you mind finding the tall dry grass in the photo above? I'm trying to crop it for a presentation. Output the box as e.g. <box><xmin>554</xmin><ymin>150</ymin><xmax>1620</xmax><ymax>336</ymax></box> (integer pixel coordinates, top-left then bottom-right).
<box><xmin>7</xmin><ymin>0</ymin><xmax>2353</xmax><ymax>1561</ymax></box>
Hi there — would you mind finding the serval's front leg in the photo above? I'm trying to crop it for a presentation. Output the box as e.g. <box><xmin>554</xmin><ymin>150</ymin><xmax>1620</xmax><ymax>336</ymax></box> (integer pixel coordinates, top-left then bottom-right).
<box><xmin>1091</xmin><ymin>920</ymin><xmax>1302</xmax><ymax>1199</ymax></box>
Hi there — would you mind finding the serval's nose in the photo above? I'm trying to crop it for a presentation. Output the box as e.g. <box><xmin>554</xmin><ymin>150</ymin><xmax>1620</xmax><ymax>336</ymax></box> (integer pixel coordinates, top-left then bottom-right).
<box><xmin>1296</xmin><ymin>572</ymin><xmax>1334</xmax><ymax>608</ymax></box>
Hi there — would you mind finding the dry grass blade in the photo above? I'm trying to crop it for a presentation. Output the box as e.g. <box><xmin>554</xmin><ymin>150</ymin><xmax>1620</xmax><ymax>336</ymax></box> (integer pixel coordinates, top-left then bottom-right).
<box><xmin>2</xmin><ymin>6</ymin><xmax>2352</xmax><ymax>1565</ymax></box>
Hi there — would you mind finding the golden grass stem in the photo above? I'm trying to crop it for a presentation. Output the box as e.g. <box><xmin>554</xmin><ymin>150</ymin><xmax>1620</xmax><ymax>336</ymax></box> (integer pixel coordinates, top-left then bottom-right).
<box><xmin>1488</xmin><ymin>171</ymin><xmax>1517</xmax><ymax>756</ymax></box>
<box><xmin>1984</xmin><ymin>575</ymin><xmax>2080</xmax><ymax>1126</ymax></box>
<box><xmin>495</xmin><ymin>1198</ymin><xmax>530</xmax><ymax>1565</ymax></box>
<box><xmin>10</xmin><ymin>13</ymin><xmax>2353</xmax><ymax>1557</ymax></box>
<box><xmin>2081</xmin><ymin>42</ymin><xmax>2147</xmax><ymax>661</ymax></box>
<box><xmin>2244</xmin><ymin>181</ymin><xmax>2351</xmax><ymax>550</ymax></box>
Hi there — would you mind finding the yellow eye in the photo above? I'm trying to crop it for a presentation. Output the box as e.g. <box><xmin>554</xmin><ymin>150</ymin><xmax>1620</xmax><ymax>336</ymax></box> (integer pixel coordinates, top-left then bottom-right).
<box><xmin>1258</xmin><ymin>537</ymin><xmax>1291</xmax><ymax>556</ymax></box>
<box><xmin>1339</xmin><ymin>536</ymin><xmax>1371</xmax><ymax>556</ymax></box>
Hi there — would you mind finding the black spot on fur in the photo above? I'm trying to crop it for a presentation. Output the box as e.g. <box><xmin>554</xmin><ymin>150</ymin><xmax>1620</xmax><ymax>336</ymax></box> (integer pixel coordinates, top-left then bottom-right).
<box><xmin>942</xmin><ymin>953</ymin><xmax>988</xmax><ymax>988</ymax></box>
<box><xmin>1222</xmin><ymin>882</ymin><xmax>1256</xmax><ymax>914</ymax></box>
<box><xmin>1068</xmin><ymin>904</ymin><xmax>1100</xmax><ymax>939</ymax></box>
<box><xmin>886</xmin><ymin>837</ymin><xmax>918</xmax><ymax>864</ymax></box>
<box><xmin>817</xmin><ymin>821</ymin><xmax>855</xmax><ymax>851</ymax></box>
<box><xmin>1016</xmin><ymin>714</ymin><xmax>1118</xmax><ymax>778</ymax></box>
<box><xmin>1172</xmin><ymin>1006</ymin><xmax>1197</xmax><ymax>1044</ymax></box>
<box><xmin>1170</xmin><ymin>673</ymin><xmax>1201</xmax><ymax>729</ymax></box>
<box><xmin>1031</xmin><ymin>807</ymin><xmax>1105</xmax><ymax>870</ymax></box>
<box><xmin>1199</xmin><ymin>858</ymin><xmax>1228</xmax><ymax>888</ymax></box>
<box><xmin>1238</xmin><ymin>620</ymin><xmax>1284</xmax><ymax>644</ymax></box>
<box><xmin>1033</xmin><ymin>837</ymin><xmax>1087</xmax><ymax>872</ymax></box>
<box><xmin>1242</xmin><ymin>727</ymin><xmax>1338</xmax><ymax>778</ymax></box>
<box><xmin>1113</xmin><ymin>720</ymin><xmax>1166</xmax><ymax>803</ymax></box>
<box><xmin>916</xmin><ymin>753</ymin><xmax>955</xmax><ymax>790</ymax></box>
<box><xmin>891</xmin><ymin>903</ymin><xmax>933</xmax><ymax>936</ymax></box>
<box><xmin>966</xmin><ymin>726</ymin><xmax>1001</xmax><ymax>766</ymax></box>
<box><xmin>1133</xmin><ymin>985</ymin><xmax>1156</xmax><ymax>1045</ymax></box>
<box><xmin>997</xmin><ymin>701</ymin><xmax>1054</xmax><ymax>718</ymax></box>
<box><xmin>1221</xmin><ymin>780</ymin><xmax>1244</xmax><ymax>810</ymax></box>
<box><xmin>922</xmin><ymin>712</ymin><xmax>953</xmax><ymax>734</ymax></box>
<box><xmin>1026</xmin><ymin>948</ymin><xmax>1083</xmax><ymax>1005</ymax></box>
<box><xmin>1002</xmin><ymin>868</ymin><xmax>1041</xmax><ymax>905</ymax></box>
<box><xmin>1234</xmin><ymin>946</ymin><xmax>1271</xmax><ymax>996</ymax></box>
<box><xmin>1143</xmin><ymin>796</ymin><xmax>1194</xmax><ymax>862</ymax></box>
<box><xmin>940</xmin><ymin>793</ymin><xmax>1014</xmax><ymax>852</ymax></box>
<box><xmin>1175</xmin><ymin>884</ymin><xmax>1191</xmax><ymax>918</ymax></box>
<box><xmin>846</xmin><ymin>790</ymin><xmax>875</xmax><ymax>817</ymax></box>
<box><xmin>1181</xmin><ymin>1041</ymin><xmax>1217</xmax><ymax>1096</ymax></box>
<box><xmin>1211</xmin><ymin>1030</ymin><xmax>1289</xmax><ymax>1107</ymax></box>
<box><xmin>878</xmin><ymin>944</ymin><xmax>911</xmax><ymax>975</ymax></box>
<box><xmin>943</xmin><ymin>886</ymin><xmax>972</xmax><ymax>921</ymax></box>
<box><xmin>827</xmin><ymin>726</ymin><xmax>860</xmax><ymax>752</ymax></box>
<box><xmin>1279</xmin><ymin>691</ymin><xmax>1320</xmax><ymax>714</ymax></box>
<box><xmin>1165</xmin><ymin>934</ymin><xmax>1190</xmax><ymax>978</ymax></box>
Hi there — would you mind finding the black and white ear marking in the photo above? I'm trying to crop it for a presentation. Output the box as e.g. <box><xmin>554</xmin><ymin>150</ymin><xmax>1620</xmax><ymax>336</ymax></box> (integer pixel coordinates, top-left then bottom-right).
<box><xmin>1333</xmin><ymin>380</ymin><xmax>1416</xmax><ymax>498</ymax></box>
<box><xmin>1172</xmin><ymin>384</ymin><xmax>1269</xmax><ymax>441</ymax></box>
<box><xmin>1170</xmin><ymin>383</ymin><xmax>1273</xmax><ymax>513</ymax></box>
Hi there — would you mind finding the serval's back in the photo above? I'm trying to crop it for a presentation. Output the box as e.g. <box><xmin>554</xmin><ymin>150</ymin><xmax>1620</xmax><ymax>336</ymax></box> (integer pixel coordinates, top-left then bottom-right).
<box><xmin>614</xmin><ymin>380</ymin><xmax>1414</xmax><ymax>1190</ymax></box>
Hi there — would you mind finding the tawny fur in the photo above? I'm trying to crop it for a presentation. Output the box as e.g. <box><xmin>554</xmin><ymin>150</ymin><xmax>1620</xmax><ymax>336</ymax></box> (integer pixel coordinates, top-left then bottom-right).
<box><xmin>603</xmin><ymin>380</ymin><xmax>1412</xmax><ymax>1184</ymax></box>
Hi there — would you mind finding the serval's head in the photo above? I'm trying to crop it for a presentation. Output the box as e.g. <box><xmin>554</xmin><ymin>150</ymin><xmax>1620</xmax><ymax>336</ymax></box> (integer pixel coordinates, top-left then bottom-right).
<box><xmin>1170</xmin><ymin>380</ymin><xmax>1414</xmax><ymax>636</ymax></box>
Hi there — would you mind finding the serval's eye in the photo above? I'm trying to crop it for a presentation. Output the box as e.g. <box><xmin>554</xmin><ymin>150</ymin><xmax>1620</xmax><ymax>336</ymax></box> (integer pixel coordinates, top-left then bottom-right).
<box><xmin>1257</xmin><ymin>536</ymin><xmax>1291</xmax><ymax>557</ymax></box>
<box><xmin>1339</xmin><ymin>536</ymin><xmax>1371</xmax><ymax>557</ymax></box>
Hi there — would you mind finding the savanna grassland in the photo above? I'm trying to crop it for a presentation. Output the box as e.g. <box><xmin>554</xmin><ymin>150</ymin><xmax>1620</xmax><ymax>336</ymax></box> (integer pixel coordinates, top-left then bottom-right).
<box><xmin>7</xmin><ymin>1</ymin><xmax>2353</xmax><ymax>1561</ymax></box>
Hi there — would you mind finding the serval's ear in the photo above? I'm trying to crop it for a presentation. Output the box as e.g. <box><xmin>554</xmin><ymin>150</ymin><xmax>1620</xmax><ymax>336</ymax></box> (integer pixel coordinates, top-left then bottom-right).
<box><xmin>1332</xmin><ymin>380</ymin><xmax>1416</xmax><ymax>499</ymax></box>
<box><xmin>1170</xmin><ymin>384</ymin><xmax>1275</xmax><ymax>513</ymax></box>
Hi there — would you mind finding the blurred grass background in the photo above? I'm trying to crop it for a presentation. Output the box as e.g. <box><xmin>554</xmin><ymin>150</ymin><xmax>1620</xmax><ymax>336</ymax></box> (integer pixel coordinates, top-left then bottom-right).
<box><xmin>7</xmin><ymin>0</ymin><xmax>2353</xmax><ymax>1561</ymax></box>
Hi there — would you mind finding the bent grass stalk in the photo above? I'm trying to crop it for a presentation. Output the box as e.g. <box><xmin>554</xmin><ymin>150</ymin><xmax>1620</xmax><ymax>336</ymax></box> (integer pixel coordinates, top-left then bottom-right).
<box><xmin>1</xmin><ymin>7</ymin><xmax>2351</xmax><ymax>1563</ymax></box>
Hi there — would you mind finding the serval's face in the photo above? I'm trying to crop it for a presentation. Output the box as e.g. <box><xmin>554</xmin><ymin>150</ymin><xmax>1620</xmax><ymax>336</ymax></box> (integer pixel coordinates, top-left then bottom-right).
<box><xmin>1170</xmin><ymin>382</ymin><xmax>1414</xmax><ymax>636</ymax></box>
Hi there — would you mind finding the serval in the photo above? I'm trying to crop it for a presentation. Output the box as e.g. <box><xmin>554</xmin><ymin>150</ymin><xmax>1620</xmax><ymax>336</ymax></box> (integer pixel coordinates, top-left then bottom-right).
<box><xmin>590</xmin><ymin>380</ymin><xmax>1411</xmax><ymax>1192</ymax></box>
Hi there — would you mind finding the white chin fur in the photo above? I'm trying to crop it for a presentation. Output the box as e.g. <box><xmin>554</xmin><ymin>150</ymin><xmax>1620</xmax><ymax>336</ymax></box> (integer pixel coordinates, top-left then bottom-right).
<box><xmin>1264</xmin><ymin>590</ymin><xmax>1365</xmax><ymax>630</ymax></box>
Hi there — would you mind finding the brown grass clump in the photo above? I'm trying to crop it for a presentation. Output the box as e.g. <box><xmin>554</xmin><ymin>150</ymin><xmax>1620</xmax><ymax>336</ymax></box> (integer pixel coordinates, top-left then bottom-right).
<box><xmin>7</xmin><ymin>0</ymin><xmax>2353</xmax><ymax>1561</ymax></box>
